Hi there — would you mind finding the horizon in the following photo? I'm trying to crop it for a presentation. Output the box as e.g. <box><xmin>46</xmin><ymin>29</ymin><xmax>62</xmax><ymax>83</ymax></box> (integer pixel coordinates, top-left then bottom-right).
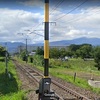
<box><xmin>0</xmin><ymin>37</ymin><xmax>100</xmax><ymax>45</ymax></box>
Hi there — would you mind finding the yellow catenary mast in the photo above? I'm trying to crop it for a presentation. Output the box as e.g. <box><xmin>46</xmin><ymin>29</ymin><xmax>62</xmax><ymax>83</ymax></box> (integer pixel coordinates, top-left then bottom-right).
<box><xmin>36</xmin><ymin>0</ymin><xmax>59</xmax><ymax>100</ymax></box>
<box><xmin>44</xmin><ymin>0</ymin><xmax>49</xmax><ymax>77</ymax></box>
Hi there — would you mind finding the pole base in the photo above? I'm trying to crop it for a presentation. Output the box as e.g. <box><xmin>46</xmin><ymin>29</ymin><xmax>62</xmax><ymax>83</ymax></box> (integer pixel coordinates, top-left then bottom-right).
<box><xmin>36</xmin><ymin>78</ymin><xmax>59</xmax><ymax>100</ymax></box>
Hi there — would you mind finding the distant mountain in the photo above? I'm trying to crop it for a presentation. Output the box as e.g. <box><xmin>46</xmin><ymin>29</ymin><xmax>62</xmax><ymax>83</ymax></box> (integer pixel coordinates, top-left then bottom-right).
<box><xmin>49</xmin><ymin>37</ymin><xmax>100</xmax><ymax>46</ymax></box>
<box><xmin>0</xmin><ymin>42</ymin><xmax>25</xmax><ymax>53</ymax></box>
<box><xmin>0</xmin><ymin>37</ymin><xmax>100</xmax><ymax>53</ymax></box>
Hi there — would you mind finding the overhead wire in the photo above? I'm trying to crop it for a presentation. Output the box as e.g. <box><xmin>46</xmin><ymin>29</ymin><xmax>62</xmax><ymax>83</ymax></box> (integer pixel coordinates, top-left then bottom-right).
<box><xmin>49</xmin><ymin>0</ymin><xmax>100</xmax><ymax>41</ymax></box>
<box><xmin>35</xmin><ymin>0</ymin><xmax>65</xmax><ymax>30</ymax></box>
<box><xmin>54</xmin><ymin>2</ymin><xmax>100</xmax><ymax>26</ymax></box>
<box><xmin>50</xmin><ymin>0</ymin><xmax>80</xmax><ymax>16</ymax></box>
<box><xmin>27</xmin><ymin>0</ymin><xmax>63</xmax><ymax>32</ymax></box>
<box><xmin>64</xmin><ymin>8</ymin><xmax>100</xmax><ymax>24</ymax></box>
<box><xmin>27</xmin><ymin>0</ymin><xmax>100</xmax><ymax>39</ymax></box>
<box><xmin>54</xmin><ymin>0</ymin><xmax>88</xmax><ymax>21</ymax></box>
<box><xmin>29</xmin><ymin>0</ymin><xmax>65</xmax><ymax>36</ymax></box>
<box><xmin>50</xmin><ymin>0</ymin><xmax>81</xmax><ymax>26</ymax></box>
<box><xmin>49</xmin><ymin>0</ymin><xmax>65</xmax><ymax>15</ymax></box>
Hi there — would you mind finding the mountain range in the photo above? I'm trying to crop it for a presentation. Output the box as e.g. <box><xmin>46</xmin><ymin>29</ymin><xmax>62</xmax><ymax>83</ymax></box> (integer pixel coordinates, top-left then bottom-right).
<box><xmin>49</xmin><ymin>37</ymin><xmax>100</xmax><ymax>46</ymax></box>
<box><xmin>0</xmin><ymin>37</ymin><xmax>100</xmax><ymax>53</ymax></box>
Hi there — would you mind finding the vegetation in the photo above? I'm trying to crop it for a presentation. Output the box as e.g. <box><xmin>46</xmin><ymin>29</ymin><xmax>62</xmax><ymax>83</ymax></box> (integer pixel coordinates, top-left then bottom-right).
<box><xmin>31</xmin><ymin>55</ymin><xmax>100</xmax><ymax>94</ymax></box>
<box><xmin>36</xmin><ymin>47</ymin><xmax>44</xmax><ymax>55</ymax></box>
<box><xmin>94</xmin><ymin>46</ymin><xmax>100</xmax><ymax>70</ymax></box>
<box><xmin>0</xmin><ymin>46</ymin><xmax>6</xmax><ymax>57</ymax></box>
<box><xmin>33</xmin><ymin>44</ymin><xmax>100</xmax><ymax>70</ymax></box>
<box><xmin>27</xmin><ymin>44</ymin><xmax>100</xmax><ymax>94</ymax></box>
<box><xmin>15</xmin><ymin>43</ymin><xmax>100</xmax><ymax>94</ymax></box>
<box><xmin>0</xmin><ymin>59</ymin><xmax>26</xmax><ymax>100</ymax></box>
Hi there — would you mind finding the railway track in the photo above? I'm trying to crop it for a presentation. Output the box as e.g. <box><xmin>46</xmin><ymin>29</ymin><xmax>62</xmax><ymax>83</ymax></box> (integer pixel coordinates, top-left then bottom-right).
<box><xmin>13</xmin><ymin>59</ymin><xmax>98</xmax><ymax>100</ymax></box>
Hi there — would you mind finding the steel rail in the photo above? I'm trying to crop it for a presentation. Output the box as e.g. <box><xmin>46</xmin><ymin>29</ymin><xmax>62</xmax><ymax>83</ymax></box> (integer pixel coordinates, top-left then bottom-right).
<box><xmin>13</xmin><ymin>60</ymin><xmax>91</xmax><ymax>100</ymax></box>
<box><xmin>13</xmin><ymin>60</ymin><xmax>64</xmax><ymax>100</ymax></box>
<box><xmin>24</xmin><ymin>65</ymin><xmax>91</xmax><ymax>100</ymax></box>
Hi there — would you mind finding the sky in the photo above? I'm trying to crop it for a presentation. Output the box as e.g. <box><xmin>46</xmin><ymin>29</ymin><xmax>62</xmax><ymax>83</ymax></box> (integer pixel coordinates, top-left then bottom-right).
<box><xmin>0</xmin><ymin>0</ymin><xmax>100</xmax><ymax>44</ymax></box>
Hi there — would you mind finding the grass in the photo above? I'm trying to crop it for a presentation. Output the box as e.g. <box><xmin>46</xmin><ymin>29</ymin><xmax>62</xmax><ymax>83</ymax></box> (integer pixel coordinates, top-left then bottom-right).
<box><xmin>29</xmin><ymin>56</ymin><xmax>100</xmax><ymax>94</ymax></box>
<box><xmin>0</xmin><ymin>91</ymin><xmax>26</xmax><ymax>100</ymax></box>
<box><xmin>0</xmin><ymin>58</ymin><xmax>26</xmax><ymax>100</ymax></box>
<box><xmin>15</xmin><ymin>56</ymin><xmax>100</xmax><ymax>94</ymax></box>
<box><xmin>49</xmin><ymin>58</ymin><xmax>100</xmax><ymax>94</ymax></box>
<box><xmin>50</xmin><ymin>68</ymin><xmax>91</xmax><ymax>89</ymax></box>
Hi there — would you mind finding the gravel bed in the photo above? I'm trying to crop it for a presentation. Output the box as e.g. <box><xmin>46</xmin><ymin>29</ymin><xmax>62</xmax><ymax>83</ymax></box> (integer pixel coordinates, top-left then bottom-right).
<box><xmin>16</xmin><ymin>65</ymin><xmax>38</xmax><ymax>100</ymax></box>
<box><xmin>51</xmin><ymin>76</ymin><xmax>100</xmax><ymax>100</ymax></box>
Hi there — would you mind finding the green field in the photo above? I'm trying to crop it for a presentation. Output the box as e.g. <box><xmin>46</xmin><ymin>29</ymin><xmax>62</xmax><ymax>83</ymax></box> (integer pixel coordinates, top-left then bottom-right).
<box><xmin>0</xmin><ymin>58</ymin><xmax>26</xmax><ymax>100</ymax></box>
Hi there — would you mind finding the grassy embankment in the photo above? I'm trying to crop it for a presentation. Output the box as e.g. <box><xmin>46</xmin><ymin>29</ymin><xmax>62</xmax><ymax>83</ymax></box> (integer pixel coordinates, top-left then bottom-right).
<box><xmin>27</xmin><ymin>55</ymin><xmax>100</xmax><ymax>94</ymax></box>
<box><xmin>17</xmin><ymin>55</ymin><xmax>100</xmax><ymax>94</ymax></box>
<box><xmin>0</xmin><ymin>57</ymin><xmax>26</xmax><ymax>100</ymax></box>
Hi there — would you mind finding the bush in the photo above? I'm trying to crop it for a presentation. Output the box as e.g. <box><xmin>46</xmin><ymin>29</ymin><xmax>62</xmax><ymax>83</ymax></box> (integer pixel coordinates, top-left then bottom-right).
<box><xmin>0</xmin><ymin>57</ymin><xmax>5</xmax><ymax>62</ymax></box>
<box><xmin>33</xmin><ymin>55</ymin><xmax>44</xmax><ymax>66</ymax></box>
<box><xmin>49</xmin><ymin>59</ymin><xmax>71</xmax><ymax>68</ymax></box>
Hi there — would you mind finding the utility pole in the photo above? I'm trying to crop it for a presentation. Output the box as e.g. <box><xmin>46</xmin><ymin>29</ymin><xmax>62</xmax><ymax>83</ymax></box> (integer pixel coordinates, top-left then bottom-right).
<box><xmin>36</xmin><ymin>0</ymin><xmax>59</xmax><ymax>100</ymax></box>
<box><xmin>17</xmin><ymin>33</ymin><xmax>28</xmax><ymax>63</ymax></box>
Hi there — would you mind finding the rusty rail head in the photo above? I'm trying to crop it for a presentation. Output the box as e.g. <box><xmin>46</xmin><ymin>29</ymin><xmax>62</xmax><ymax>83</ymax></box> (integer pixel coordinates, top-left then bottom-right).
<box><xmin>52</xmin><ymin>80</ymin><xmax>91</xmax><ymax>100</ymax></box>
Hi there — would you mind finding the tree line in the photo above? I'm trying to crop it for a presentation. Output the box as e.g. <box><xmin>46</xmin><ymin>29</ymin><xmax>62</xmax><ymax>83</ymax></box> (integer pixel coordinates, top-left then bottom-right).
<box><xmin>35</xmin><ymin>44</ymin><xmax>100</xmax><ymax>70</ymax></box>
<box><xmin>14</xmin><ymin>44</ymin><xmax>100</xmax><ymax>70</ymax></box>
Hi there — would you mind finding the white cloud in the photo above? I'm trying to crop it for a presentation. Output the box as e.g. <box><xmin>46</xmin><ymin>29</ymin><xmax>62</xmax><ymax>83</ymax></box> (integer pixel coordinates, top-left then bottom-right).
<box><xmin>0</xmin><ymin>8</ymin><xmax>43</xmax><ymax>43</ymax></box>
<box><xmin>49</xmin><ymin>6</ymin><xmax>100</xmax><ymax>41</ymax></box>
<box><xmin>0</xmin><ymin>2</ymin><xmax>100</xmax><ymax>44</ymax></box>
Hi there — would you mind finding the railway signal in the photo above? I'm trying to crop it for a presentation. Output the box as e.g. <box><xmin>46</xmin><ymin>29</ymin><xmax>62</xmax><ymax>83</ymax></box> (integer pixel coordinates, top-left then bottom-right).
<box><xmin>36</xmin><ymin>0</ymin><xmax>59</xmax><ymax>100</ymax></box>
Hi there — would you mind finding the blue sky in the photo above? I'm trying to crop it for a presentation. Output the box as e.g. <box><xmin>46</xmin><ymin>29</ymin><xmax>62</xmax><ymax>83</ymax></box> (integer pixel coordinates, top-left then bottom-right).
<box><xmin>0</xmin><ymin>0</ymin><xmax>43</xmax><ymax>13</ymax></box>
<box><xmin>0</xmin><ymin>0</ymin><xmax>100</xmax><ymax>44</ymax></box>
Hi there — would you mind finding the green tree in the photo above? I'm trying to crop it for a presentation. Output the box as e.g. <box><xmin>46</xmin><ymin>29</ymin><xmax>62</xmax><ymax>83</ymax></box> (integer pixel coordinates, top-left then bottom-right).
<box><xmin>20</xmin><ymin>50</ymin><xmax>26</xmax><ymax>61</ymax></box>
<box><xmin>59</xmin><ymin>48</ymin><xmax>67</xmax><ymax>58</ymax></box>
<box><xmin>36</xmin><ymin>47</ymin><xmax>44</xmax><ymax>55</ymax></box>
<box><xmin>94</xmin><ymin>46</ymin><xmax>100</xmax><ymax>70</ymax></box>
<box><xmin>20</xmin><ymin>50</ymin><xmax>26</xmax><ymax>58</ymax></box>
<box><xmin>49</xmin><ymin>48</ymin><xmax>60</xmax><ymax>59</ymax></box>
<box><xmin>68</xmin><ymin>44</ymin><xmax>81</xmax><ymax>58</ymax></box>
<box><xmin>0</xmin><ymin>46</ymin><xmax>6</xmax><ymax>57</ymax></box>
<box><xmin>78</xmin><ymin>44</ymin><xmax>93</xmax><ymax>59</ymax></box>
<box><xmin>69</xmin><ymin>44</ymin><xmax>81</xmax><ymax>51</ymax></box>
<box><xmin>66</xmin><ymin>50</ymin><xmax>74</xmax><ymax>58</ymax></box>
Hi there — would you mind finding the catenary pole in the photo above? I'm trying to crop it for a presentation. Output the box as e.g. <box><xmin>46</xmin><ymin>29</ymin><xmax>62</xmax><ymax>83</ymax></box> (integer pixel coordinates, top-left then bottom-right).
<box><xmin>44</xmin><ymin>0</ymin><xmax>49</xmax><ymax>77</ymax></box>
<box><xmin>36</xmin><ymin>1</ymin><xmax>59</xmax><ymax>99</ymax></box>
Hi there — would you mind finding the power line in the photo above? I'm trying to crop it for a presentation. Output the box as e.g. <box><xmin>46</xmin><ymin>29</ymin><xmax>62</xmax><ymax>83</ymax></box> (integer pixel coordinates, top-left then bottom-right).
<box><xmin>54</xmin><ymin>0</ymin><xmax>88</xmax><ymax>21</ymax></box>
<box><xmin>30</xmin><ymin>31</ymin><xmax>44</xmax><ymax>37</ymax></box>
<box><xmin>52</xmin><ymin>0</ymin><xmax>100</xmax><ymax>25</ymax></box>
<box><xmin>50</xmin><ymin>0</ymin><xmax>65</xmax><ymax>15</ymax></box>
<box><xmin>49</xmin><ymin>0</ymin><xmax>61</xmax><ymax>13</ymax></box>
<box><xmin>31</xmin><ymin>0</ymin><xmax>65</xmax><ymax>31</ymax></box>
<box><xmin>55</xmin><ymin>5</ymin><xmax>100</xmax><ymax>26</ymax></box>
<box><xmin>50</xmin><ymin>0</ymin><xmax>80</xmax><ymax>16</ymax></box>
